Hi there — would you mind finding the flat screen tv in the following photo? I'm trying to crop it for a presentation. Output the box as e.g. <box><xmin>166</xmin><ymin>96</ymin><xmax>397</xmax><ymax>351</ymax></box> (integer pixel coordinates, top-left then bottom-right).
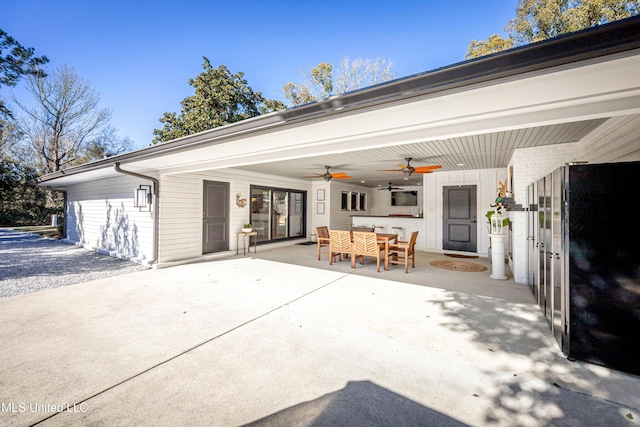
<box><xmin>391</xmin><ymin>191</ymin><xmax>418</xmax><ymax>206</ymax></box>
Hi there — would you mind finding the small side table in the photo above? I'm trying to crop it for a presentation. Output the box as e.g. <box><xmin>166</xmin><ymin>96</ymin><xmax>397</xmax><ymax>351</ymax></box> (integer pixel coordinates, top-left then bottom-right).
<box><xmin>236</xmin><ymin>231</ymin><xmax>258</xmax><ymax>255</ymax></box>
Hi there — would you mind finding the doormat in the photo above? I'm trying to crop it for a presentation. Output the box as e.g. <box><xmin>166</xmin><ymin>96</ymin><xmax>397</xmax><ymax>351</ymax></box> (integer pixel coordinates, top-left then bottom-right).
<box><xmin>430</xmin><ymin>259</ymin><xmax>488</xmax><ymax>272</ymax></box>
<box><xmin>444</xmin><ymin>253</ymin><xmax>479</xmax><ymax>259</ymax></box>
<box><xmin>296</xmin><ymin>241</ymin><xmax>316</xmax><ymax>246</ymax></box>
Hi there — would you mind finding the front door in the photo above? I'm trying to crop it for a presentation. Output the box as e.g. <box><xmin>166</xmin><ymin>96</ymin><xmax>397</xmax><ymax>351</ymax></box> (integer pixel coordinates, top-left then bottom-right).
<box><xmin>202</xmin><ymin>180</ymin><xmax>229</xmax><ymax>254</ymax></box>
<box><xmin>443</xmin><ymin>185</ymin><xmax>477</xmax><ymax>252</ymax></box>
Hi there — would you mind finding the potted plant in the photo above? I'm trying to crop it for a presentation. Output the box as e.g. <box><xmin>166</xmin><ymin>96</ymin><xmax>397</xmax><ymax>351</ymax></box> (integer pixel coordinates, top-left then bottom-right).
<box><xmin>487</xmin><ymin>182</ymin><xmax>510</xmax><ymax>260</ymax></box>
<box><xmin>242</xmin><ymin>223</ymin><xmax>252</xmax><ymax>232</ymax></box>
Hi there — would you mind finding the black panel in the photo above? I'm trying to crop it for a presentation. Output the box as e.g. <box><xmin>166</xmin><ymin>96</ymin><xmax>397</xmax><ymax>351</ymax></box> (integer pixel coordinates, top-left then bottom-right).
<box><xmin>566</xmin><ymin>162</ymin><xmax>640</xmax><ymax>376</ymax></box>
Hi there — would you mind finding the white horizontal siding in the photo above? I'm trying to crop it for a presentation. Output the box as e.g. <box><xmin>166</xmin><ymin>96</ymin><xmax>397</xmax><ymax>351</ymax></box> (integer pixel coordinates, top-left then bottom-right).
<box><xmin>424</xmin><ymin>169</ymin><xmax>506</xmax><ymax>255</ymax></box>
<box><xmin>66</xmin><ymin>175</ymin><xmax>154</xmax><ymax>262</ymax></box>
<box><xmin>157</xmin><ymin>168</ymin><xmax>314</xmax><ymax>264</ymax></box>
<box><xmin>328</xmin><ymin>181</ymin><xmax>371</xmax><ymax>231</ymax></box>
<box><xmin>158</xmin><ymin>174</ymin><xmax>202</xmax><ymax>262</ymax></box>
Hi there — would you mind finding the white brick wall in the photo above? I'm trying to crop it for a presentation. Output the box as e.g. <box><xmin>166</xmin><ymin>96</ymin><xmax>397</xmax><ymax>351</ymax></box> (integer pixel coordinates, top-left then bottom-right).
<box><xmin>509</xmin><ymin>143</ymin><xmax>578</xmax><ymax>283</ymax></box>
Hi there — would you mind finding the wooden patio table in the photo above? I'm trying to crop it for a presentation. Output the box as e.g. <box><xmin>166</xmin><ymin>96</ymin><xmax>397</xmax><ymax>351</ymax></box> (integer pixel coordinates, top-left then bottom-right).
<box><xmin>344</xmin><ymin>231</ymin><xmax>398</xmax><ymax>270</ymax></box>
<box><xmin>375</xmin><ymin>233</ymin><xmax>398</xmax><ymax>271</ymax></box>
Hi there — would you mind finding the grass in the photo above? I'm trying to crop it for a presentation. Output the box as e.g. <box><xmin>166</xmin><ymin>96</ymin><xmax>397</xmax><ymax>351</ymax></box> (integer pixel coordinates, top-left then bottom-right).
<box><xmin>14</xmin><ymin>225</ymin><xmax>63</xmax><ymax>239</ymax></box>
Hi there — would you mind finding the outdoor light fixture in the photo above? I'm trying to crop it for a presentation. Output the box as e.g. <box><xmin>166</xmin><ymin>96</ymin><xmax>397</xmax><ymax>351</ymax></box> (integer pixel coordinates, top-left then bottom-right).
<box><xmin>236</xmin><ymin>193</ymin><xmax>247</xmax><ymax>208</ymax></box>
<box><xmin>134</xmin><ymin>185</ymin><xmax>152</xmax><ymax>211</ymax></box>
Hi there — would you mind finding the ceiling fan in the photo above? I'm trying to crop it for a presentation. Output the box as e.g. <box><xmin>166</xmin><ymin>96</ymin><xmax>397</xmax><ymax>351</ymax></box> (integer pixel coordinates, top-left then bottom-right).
<box><xmin>378</xmin><ymin>157</ymin><xmax>442</xmax><ymax>176</ymax></box>
<box><xmin>302</xmin><ymin>166</ymin><xmax>352</xmax><ymax>182</ymax></box>
<box><xmin>377</xmin><ymin>182</ymin><xmax>404</xmax><ymax>191</ymax></box>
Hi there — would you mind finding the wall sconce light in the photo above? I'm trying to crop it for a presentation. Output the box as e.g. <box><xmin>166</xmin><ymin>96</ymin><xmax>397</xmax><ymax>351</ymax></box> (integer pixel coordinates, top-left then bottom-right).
<box><xmin>236</xmin><ymin>193</ymin><xmax>247</xmax><ymax>208</ymax></box>
<box><xmin>134</xmin><ymin>185</ymin><xmax>152</xmax><ymax>211</ymax></box>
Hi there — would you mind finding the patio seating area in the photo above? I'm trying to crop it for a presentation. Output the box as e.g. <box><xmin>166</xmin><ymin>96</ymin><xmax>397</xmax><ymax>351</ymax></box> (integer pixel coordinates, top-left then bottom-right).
<box><xmin>320</xmin><ymin>226</ymin><xmax>419</xmax><ymax>274</ymax></box>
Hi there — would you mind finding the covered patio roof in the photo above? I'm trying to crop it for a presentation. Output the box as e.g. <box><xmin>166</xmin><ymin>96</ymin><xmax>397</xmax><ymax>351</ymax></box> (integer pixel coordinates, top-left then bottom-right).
<box><xmin>36</xmin><ymin>17</ymin><xmax>640</xmax><ymax>189</ymax></box>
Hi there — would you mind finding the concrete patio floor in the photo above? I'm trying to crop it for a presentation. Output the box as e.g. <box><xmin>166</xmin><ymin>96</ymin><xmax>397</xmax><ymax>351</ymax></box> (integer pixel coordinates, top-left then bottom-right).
<box><xmin>0</xmin><ymin>243</ymin><xmax>638</xmax><ymax>426</ymax></box>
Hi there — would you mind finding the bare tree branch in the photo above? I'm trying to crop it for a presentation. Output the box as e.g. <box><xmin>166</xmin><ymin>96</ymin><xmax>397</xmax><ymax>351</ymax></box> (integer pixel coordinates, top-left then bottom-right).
<box><xmin>13</xmin><ymin>65</ymin><xmax>111</xmax><ymax>173</ymax></box>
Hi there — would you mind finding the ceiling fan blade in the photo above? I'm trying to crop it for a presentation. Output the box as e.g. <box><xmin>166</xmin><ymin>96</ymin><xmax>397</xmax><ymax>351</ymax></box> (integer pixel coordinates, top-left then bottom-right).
<box><xmin>332</xmin><ymin>175</ymin><xmax>353</xmax><ymax>179</ymax></box>
<box><xmin>414</xmin><ymin>165</ymin><xmax>442</xmax><ymax>172</ymax></box>
<box><xmin>302</xmin><ymin>174</ymin><xmax>322</xmax><ymax>178</ymax></box>
<box><xmin>330</xmin><ymin>172</ymin><xmax>349</xmax><ymax>176</ymax></box>
<box><xmin>376</xmin><ymin>169</ymin><xmax>403</xmax><ymax>172</ymax></box>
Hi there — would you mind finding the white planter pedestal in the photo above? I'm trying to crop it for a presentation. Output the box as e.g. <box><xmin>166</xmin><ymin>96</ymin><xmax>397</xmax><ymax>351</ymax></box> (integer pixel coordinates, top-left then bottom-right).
<box><xmin>489</xmin><ymin>233</ymin><xmax>508</xmax><ymax>280</ymax></box>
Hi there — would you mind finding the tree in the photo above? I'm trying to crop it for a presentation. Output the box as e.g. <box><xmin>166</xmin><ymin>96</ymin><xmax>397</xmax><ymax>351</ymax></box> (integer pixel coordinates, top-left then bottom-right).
<box><xmin>13</xmin><ymin>65</ymin><xmax>112</xmax><ymax>173</ymax></box>
<box><xmin>466</xmin><ymin>35</ymin><xmax>515</xmax><ymax>60</ymax></box>
<box><xmin>0</xmin><ymin>118</ymin><xmax>23</xmax><ymax>160</ymax></box>
<box><xmin>153</xmin><ymin>57</ymin><xmax>285</xmax><ymax>144</ymax></box>
<box><xmin>77</xmin><ymin>126</ymin><xmax>134</xmax><ymax>163</ymax></box>
<box><xmin>0</xmin><ymin>29</ymin><xmax>48</xmax><ymax>119</ymax></box>
<box><xmin>466</xmin><ymin>0</ymin><xmax>640</xmax><ymax>59</ymax></box>
<box><xmin>0</xmin><ymin>158</ymin><xmax>55</xmax><ymax>225</ymax></box>
<box><xmin>283</xmin><ymin>56</ymin><xmax>396</xmax><ymax>107</ymax></box>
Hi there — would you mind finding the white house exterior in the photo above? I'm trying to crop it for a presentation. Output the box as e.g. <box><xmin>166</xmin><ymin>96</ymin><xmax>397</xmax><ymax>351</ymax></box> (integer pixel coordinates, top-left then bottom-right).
<box><xmin>36</xmin><ymin>17</ymin><xmax>640</xmax><ymax>284</ymax></box>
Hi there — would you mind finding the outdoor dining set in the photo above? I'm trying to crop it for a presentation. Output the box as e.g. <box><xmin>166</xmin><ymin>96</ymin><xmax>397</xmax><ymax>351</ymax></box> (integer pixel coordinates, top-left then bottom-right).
<box><xmin>316</xmin><ymin>226</ymin><xmax>418</xmax><ymax>273</ymax></box>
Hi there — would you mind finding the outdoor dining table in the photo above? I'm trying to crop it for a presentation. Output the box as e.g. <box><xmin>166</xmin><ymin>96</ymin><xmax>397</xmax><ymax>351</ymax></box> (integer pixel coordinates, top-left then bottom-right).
<box><xmin>374</xmin><ymin>233</ymin><xmax>398</xmax><ymax>271</ymax></box>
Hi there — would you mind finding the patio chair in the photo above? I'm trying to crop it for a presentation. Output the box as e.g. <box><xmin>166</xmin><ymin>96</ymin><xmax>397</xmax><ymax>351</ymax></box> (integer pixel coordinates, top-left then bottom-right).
<box><xmin>388</xmin><ymin>231</ymin><xmax>419</xmax><ymax>273</ymax></box>
<box><xmin>329</xmin><ymin>230</ymin><xmax>353</xmax><ymax>265</ymax></box>
<box><xmin>316</xmin><ymin>226</ymin><xmax>331</xmax><ymax>260</ymax></box>
<box><xmin>351</xmin><ymin>231</ymin><xmax>384</xmax><ymax>272</ymax></box>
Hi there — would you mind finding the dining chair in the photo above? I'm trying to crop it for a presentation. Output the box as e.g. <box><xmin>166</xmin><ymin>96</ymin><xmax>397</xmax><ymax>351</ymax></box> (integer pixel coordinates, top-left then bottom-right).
<box><xmin>316</xmin><ymin>226</ymin><xmax>331</xmax><ymax>260</ymax></box>
<box><xmin>329</xmin><ymin>230</ymin><xmax>353</xmax><ymax>265</ymax></box>
<box><xmin>351</xmin><ymin>231</ymin><xmax>385</xmax><ymax>272</ymax></box>
<box><xmin>388</xmin><ymin>231</ymin><xmax>419</xmax><ymax>273</ymax></box>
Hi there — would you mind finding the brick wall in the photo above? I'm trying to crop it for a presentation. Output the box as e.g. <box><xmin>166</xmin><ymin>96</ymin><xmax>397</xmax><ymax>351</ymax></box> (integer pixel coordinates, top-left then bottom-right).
<box><xmin>509</xmin><ymin>143</ymin><xmax>578</xmax><ymax>283</ymax></box>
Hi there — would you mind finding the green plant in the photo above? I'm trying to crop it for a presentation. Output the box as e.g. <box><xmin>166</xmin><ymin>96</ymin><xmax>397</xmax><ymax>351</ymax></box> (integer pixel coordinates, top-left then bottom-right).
<box><xmin>244</xmin><ymin>223</ymin><xmax>252</xmax><ymax>228</ymax></box>
<box><xmin>487</xmin><ymin>181</ymin><xmax>510</xmax><ymax>244</ymax></box>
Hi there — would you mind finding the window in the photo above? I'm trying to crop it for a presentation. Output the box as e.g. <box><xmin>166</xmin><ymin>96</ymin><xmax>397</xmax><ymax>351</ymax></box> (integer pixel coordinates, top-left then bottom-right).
<box><xmin>341</xmin><ymin>191</ymin><xmax>349</xmax><ymax>210</ymax></box>
<box><xmin>359</xmin><ymin>193</ymin><xmax>367</xmax><ymax>211</ymax></box>
<box><xmin>351</xmin><ymin>192</ymin><xmax>358</xmax><ymax>211</ymax></box>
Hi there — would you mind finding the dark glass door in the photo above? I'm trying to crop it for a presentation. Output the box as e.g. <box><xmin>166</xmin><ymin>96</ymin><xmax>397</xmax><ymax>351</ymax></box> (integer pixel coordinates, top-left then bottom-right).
<box><xmin>527</xmin><ymin>182</ymin><xmax>539</xmax><ymax>303</ymax></box>
<box><xmin>289</xmin><ymin>192</ymin><xmax>304</xmax><ymax>237</ymax></box>
<box><xmin>552</xmin><ymin>168</ymin><xmax>563</xmax><ymax>345</ymax></box>
<box><xmin>271</xmin><ymin>190</ymin><xmax>288</xmax><ymax>240</ymax></box>
<box><xmin>250</xmin><ymin>186</ymin><xmax>306</xmax><ymax>243</ymax></box>
<box><xmin>538</xmin><ymin>177</ymin><xmax>547</xmax><ymax>318</ymax></box>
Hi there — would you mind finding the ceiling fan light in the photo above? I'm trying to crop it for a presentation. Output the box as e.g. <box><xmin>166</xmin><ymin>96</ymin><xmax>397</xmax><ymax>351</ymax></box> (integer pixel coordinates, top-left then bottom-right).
<box><xmin>402</xmin><ymin>169</ymin><xmax>413</xmax><ymax>177</ymax></box>
<box><xmin>323</xmin><ymin>175</ymin><xmax>332</xmax><ymax>182</ymax></box>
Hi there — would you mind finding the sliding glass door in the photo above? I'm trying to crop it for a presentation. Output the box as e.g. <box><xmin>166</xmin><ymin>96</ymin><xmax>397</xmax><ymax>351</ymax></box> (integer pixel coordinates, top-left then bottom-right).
<box><xmin>271</xmin><ymin>190</ymin><xmax>288</xmax><ymax>240</ymax></box>
<box><xmin>250</xmin><ymin>186</ymin><xmax>306</xmax><ymax>243</ymax></box>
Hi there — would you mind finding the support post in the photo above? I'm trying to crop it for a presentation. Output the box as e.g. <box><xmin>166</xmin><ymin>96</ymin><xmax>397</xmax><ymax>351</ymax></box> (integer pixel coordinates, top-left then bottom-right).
<box><xmin>489</xmin><ymin>234</ymin><xmax>508</xmax><ymax>280</ymax></box>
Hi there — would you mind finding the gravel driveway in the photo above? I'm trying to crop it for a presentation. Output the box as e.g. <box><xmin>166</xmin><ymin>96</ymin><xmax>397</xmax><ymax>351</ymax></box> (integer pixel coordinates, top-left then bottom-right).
<box><xmin>0</xmin><ymin>228</ymin><xmax>149</xmax><ymax>298</ymax></box>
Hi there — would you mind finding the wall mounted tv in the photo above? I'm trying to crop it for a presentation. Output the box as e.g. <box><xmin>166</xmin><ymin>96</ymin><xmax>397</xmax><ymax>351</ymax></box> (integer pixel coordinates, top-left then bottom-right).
<box><xmin>391</xmin><ymin>191</ymin><xmax>418</xmax><ymax>206</ymax></box>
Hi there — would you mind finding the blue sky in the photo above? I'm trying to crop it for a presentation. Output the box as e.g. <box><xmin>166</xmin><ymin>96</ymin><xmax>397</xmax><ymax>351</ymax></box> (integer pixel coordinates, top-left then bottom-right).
<box><xmin>4</xmin><ymin>1</ymin><xmax>516</xmax><ymax>149</ymax></box>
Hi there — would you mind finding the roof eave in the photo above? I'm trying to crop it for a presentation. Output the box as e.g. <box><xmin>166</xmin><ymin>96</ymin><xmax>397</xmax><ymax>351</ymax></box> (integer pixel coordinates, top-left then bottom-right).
<box><xmin>35</xmin><ymin>16</ymin><xmax>640</xmax><ymax>186</ymax></box>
